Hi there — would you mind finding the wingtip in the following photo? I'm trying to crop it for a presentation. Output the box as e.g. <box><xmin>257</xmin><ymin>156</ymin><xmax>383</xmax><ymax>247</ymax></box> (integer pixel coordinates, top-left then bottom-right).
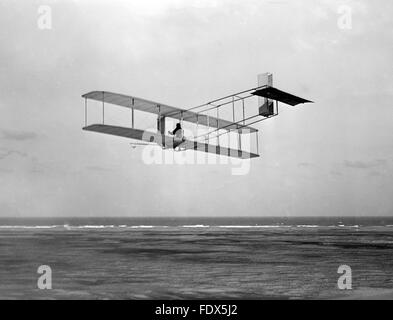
<box><xmin>81</xmin><ymin>90</ymin><xmax>103</xmax><ymax>98</ymax></box>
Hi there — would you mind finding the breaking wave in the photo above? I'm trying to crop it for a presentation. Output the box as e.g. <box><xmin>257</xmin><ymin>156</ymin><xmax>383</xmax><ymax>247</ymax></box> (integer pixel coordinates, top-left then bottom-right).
<box><xmin>182</xmin><ymin>225</ymin><xmax>209</xmax><ymax>228</ymax></box>
<box><xmin>0</xmin><ymin>224</ymin><xmax>388</xmax><ymax>230</ymax></box>
<box><xmin>0</xmin><ymin>225</ymin><xmax>60</xmax><ymax>229</ymax></box>
<box><xmin>218</xmin><ymin>225</ymin><xmax>289</xmax><ymax>228</ymax></box>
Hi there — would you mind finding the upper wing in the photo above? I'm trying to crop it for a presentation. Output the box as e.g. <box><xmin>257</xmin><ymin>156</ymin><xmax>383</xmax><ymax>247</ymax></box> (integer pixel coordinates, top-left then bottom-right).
<box><xmin>83</xmin><ymin>124</ymin><xmax>258</xmax><ymax>159</ymax></box>
<box><xmin>252</xmin><ymin>86</ymin><xmax>313</xmax><ymax>106</ymax></box>
<box><xmin>82</xmin><ymin>91</ymin><xmax>257</xmax><ymax>133</ymax></box>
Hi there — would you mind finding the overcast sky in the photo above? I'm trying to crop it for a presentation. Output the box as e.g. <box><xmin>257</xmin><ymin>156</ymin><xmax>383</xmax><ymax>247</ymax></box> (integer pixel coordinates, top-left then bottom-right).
<box><xmin>0</xmin><ymin>0</ymin><xmax>392</xmax><ymax>217</ymax></box>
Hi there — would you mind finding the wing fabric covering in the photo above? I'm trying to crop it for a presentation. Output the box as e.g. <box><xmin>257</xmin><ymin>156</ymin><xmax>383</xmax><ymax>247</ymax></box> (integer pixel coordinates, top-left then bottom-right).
<box><xmin>82</xmin><ymin>91</ymin><xmax>258</xmax><ymax>133</ymax></box>
<box><xmin>83</xmin><ymin>124</ymin><xmax>259</xmax><ymax>159</ymax></box>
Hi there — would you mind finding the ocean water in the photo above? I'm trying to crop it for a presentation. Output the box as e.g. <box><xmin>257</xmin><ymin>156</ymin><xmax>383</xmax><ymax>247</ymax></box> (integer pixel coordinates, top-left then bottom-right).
<box><xmin>0</xmin><ymin>217</ymin><xmax>393</xmax><ymax>299</ymax></box>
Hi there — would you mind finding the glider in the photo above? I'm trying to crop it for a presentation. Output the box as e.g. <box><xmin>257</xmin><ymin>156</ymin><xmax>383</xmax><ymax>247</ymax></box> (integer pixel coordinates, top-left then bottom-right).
<box><xmin>82</xmin><ymin>73</ymin><xmax>312</xmax><ymax>159</ymax></box>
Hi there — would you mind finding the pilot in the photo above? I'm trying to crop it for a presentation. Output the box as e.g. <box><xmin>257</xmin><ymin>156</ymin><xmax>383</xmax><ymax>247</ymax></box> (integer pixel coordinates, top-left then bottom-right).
<box><xmin>168</xmin><ymin>123</ymin><xmax>185</xmax><ymax>148</ymax></box>
<box><xmin>169</xmin><ymin>123</ymin><xmax>182</xmax><ymax>136</ymax></box>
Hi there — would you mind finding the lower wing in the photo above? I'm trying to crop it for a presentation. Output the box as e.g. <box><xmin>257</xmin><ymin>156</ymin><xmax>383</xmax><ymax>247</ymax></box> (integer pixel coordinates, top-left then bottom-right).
<box><xmin>83</xmin><ymin>124</ymin><xmax>258</xmax><ymax>159</ymax></box>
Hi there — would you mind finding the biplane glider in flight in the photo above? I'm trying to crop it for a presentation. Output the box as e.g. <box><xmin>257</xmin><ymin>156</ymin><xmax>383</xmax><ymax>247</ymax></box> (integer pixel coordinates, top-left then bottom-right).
<box><xmin>82</xmin><ymin>73</ymin><xmax>312</xmax><ymax>159</ymax></box>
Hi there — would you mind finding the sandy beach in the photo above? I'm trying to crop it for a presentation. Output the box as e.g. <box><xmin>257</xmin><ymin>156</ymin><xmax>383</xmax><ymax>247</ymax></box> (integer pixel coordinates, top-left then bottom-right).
<box><xmin>1</xmin><ymin>217</ymin><xmax>392</xmax><ymax>300</ymax></box>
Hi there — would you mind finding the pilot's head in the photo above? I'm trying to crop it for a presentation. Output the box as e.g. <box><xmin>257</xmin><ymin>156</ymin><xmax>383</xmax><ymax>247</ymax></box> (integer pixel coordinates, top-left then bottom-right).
<box><xmin>176</xmin><ymin>123</ymin><xmax>181</xmax><ymax>128</ymax></box>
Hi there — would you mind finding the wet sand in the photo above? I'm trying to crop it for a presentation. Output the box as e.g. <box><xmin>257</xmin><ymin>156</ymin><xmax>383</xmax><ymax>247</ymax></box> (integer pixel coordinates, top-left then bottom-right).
<box><xmin>1</xmin><ymin>223</ymin><xmax>392</xmax><ymax>299</ymax></box>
